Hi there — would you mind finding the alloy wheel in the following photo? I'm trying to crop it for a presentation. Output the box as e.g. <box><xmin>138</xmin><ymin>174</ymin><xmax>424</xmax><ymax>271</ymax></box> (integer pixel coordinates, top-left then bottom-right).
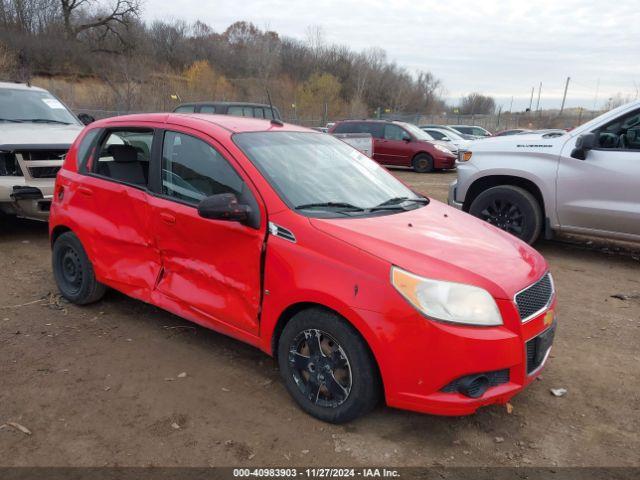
<box><xmin>480</xmin><ymin>199</ymin><xmax>524</xmax><ymax>236</ymax></box>
<box><xmin>288</xmin><ymin>329</ymin><xmax>352</xmax><ymax>408</ymax></box>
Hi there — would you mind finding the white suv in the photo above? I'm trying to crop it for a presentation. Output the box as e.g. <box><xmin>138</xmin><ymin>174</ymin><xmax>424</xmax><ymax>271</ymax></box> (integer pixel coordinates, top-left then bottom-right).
<box><xmin>449</xmin><ymin>101</ymin><xmax>640</xmax><ymax>244</ymax></box>
<box><xmin>0</xmin><ymin>82</ymin><xmax>84</xmax><ymax>221</ymax></box>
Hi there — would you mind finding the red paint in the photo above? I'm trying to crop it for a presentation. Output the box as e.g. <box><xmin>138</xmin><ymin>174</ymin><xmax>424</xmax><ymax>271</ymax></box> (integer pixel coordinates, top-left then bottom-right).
<box><xmin>50</xmin><ymin>113</ymin><xmax>555</xmax><ymax>416</ymax></box>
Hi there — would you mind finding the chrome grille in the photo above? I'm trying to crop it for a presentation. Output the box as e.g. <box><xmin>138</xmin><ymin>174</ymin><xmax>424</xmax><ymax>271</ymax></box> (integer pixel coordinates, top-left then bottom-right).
<box><xmin>15</xmin><ymin>150</ymin><xmax>66</xmax><ymax>179</ymax></box>
<box><xmin>515</xmin><ymin>273</ymin><xmax>554</xmax><ymax>322</ymax></box>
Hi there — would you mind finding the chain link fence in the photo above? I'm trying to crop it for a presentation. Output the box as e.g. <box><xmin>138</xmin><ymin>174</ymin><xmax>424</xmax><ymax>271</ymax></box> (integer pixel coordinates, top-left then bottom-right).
<box><xmin>70</xmin><ymin>106</ymin><xmax>604</xmax><ymax>132</ymax></box>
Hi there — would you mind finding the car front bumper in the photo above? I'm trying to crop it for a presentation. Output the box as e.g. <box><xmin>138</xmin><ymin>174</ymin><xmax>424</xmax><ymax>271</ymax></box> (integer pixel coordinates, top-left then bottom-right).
<box><xmin>0</xmin><ymin>177</ymin><xmax>54</xmax><ymax>221</ymax></box>
<box><xmin>448</xmin><ymin>179</ymin><xmax>463</xmax><ymax>209</ymax></box>
<box><xmin>358</xmin><ymin>297</ymin><xmax>557</xmax><ymax>416</ymax></box>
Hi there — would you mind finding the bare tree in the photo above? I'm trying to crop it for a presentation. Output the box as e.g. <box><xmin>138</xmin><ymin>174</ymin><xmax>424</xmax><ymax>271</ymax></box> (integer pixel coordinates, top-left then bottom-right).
<box><xmin>459</xmin><ymin>92</ymin><xmax>496</xmax><ymax>115</ymax></box>
<box><xmin>60</xmin><ymin>0</ymin><xmax>140</xmax><ymax>47</ymax></box>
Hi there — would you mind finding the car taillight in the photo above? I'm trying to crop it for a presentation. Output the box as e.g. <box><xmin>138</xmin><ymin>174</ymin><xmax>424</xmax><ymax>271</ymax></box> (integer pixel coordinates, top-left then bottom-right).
<box><xmin>461</xmin><ymin>151</ymin><xmax>473</xmax><ymax>162</ymax></box>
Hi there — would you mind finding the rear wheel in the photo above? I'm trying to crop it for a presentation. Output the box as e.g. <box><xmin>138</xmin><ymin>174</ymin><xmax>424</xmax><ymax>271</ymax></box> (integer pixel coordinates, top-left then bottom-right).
<box><xmin>469</xmin><ymin>185</ymin><xmax>542</xmax><ymax>244</ymax></box>
<box><xmin>277</xmin><ymin>308</ymin><xmax>380</xmax><ymax>423</ymax></box>
<box><xmin>52</xmin><ymin>231</ymin><xmax>106</xmax><ymax>304</ymax></box>
<box><xmin>412</xmin><ymin>153</ymin><xmax>434</xmax><ymax>173</ymax></box>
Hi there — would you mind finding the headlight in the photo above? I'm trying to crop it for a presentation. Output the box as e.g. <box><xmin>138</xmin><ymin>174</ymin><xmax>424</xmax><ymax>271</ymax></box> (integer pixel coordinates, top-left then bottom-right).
<box><xmin>434</xmin><ymin>144</ymin><xmax>452</xmax><ymax>153</ymax></box>
<box><xmin>391</xmin><ymin>267</ymin><xmax>502</xmax><ymax>326</ymax></box>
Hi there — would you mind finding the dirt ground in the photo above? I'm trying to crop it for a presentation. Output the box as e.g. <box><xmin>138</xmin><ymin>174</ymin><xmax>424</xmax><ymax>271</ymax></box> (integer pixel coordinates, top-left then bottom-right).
<box><xmin>1</xmin><ymin>169</ymin><xmax>639</xmax><ymax>467</ymax></box>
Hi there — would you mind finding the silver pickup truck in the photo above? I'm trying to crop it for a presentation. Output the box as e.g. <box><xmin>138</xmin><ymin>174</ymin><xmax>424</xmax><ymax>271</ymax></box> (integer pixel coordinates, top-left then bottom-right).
<box><xmin>1</xmin><ymin>82</ymin><xmax>83</xmax><ymax>221</ymax></box>
<box><xmin>449</xmin><ymin>101</ymin><xmax>640</xmax><ymax>244</ymax></box>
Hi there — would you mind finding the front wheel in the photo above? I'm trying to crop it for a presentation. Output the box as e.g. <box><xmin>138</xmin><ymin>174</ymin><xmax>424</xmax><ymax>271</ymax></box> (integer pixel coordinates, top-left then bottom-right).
<box><xmin>412</xmin><ymin>153</ymin><xmax>434</xmax><ymax>173</ymax></box>
<box><xmin>469</xmin><ymin>185</ymin><xmax>542</xmax><ymax>244</ymax></box>
<box><xmin>277</xmin><ymin>308</ymin><xmax>381</xmax><ymax>423</ymax></box>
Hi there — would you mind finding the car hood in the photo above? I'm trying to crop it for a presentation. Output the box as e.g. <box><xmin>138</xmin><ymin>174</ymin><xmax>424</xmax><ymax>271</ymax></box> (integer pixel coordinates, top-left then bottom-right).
<box><xmin>310</xmin><ymin>199</ymin><xmax>547</xmax><ymax>299</ymax></box>
<box><xmin>0</xmin><ymin>123</ymin><xmax>83</xmax><ymax>148</ymax></box>
<box><xmin>418</xmin><ymin>139</ymin><xmax>456</xmax><ymax>156</ymax></box>
<box><xmin>468</xmin><ymin>132</ymin><xmax>568</xmax><ymax>155</ymax></box>
<box><xmin>432</xmin><ymin>140</ymin><xmax>457</xmax><ymax>152</ymax></box>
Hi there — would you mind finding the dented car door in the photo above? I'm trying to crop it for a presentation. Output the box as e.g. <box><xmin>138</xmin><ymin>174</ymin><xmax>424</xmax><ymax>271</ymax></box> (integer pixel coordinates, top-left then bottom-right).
<box><xmin>147</xmin><ymin>127</ymin><xmax>265</xmax><ymax>335</ymax></box>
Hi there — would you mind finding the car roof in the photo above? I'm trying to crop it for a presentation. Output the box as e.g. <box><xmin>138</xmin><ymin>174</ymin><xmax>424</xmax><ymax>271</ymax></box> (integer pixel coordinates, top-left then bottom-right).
<box><xmin>92</xmin><ymin>113</ymin><xmax>310</xmax><ymax>134</ymax></box>
<box><xmin>0</xmin><ymin>81</ymin><xmax>47</xmax><ymax>92</ymax></box>
<box><xmin>176</xmin><ymin>101</ymin><xmax>275</xmax><ymax>108</ymax></box>
<box><xmin>335</xmin><ymin>119</ymin><xmax>396</xmax><ymax>124</ymax></box>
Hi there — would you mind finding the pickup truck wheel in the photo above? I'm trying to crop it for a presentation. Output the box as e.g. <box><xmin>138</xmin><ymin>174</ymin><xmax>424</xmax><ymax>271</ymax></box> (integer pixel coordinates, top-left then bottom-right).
<box><xmin>412</xmin><ymin>154</ymin><xmax>434</xmax><ymax>173</ymax></box>
<box><xmin>469</xmin><ymin>185</ymin><xmax>542</xmax><ymax>244</ymax></box>
<box><xmin>52</xmin><ymin>231</ymin><xmax>106</xmax><ymax>305</ymax></box>
<box><xmin>277</xmin><ymin>308</ymin><xmax>380</xmax><ymax>423</ymax></box>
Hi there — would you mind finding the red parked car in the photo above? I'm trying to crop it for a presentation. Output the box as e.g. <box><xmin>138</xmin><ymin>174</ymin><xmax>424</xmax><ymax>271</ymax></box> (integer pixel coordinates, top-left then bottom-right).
<box><xmin>329</xmin><ymin>120</ymin><xmax>456</xmax><ymax>172</ymax></box>
<box><xmin>49</xmin><ymin>113</ymin><xmax>557</xmax><ymax>423</ymax></box>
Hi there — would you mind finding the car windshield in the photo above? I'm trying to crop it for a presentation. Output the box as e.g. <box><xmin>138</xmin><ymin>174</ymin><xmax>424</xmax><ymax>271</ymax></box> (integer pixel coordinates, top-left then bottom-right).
<box><xmin>438</xmin><ymin>129</ymin><xmax>463</xmax><ymax>140</ymax></box>
<box><xmin>0</xmin><ymin>88</ymin><xmax>80</xmax><ymax>125</ymax></box>
<box><xmin>397</xmin><ymin>122</ymin><xmax>434</xmax><ymax>141</ymax></box>
<box><xmin>233</xmin><ymin>131</ymin><xmax>426</xmax><ymax>217</ymax></box>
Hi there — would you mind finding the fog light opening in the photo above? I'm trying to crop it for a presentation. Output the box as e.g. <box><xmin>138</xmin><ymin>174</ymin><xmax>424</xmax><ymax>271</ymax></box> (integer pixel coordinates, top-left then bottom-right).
<box><xmin>457</xmin><ymin>374</ymin><xmax>490</xmax><ymax>398</ymax></box>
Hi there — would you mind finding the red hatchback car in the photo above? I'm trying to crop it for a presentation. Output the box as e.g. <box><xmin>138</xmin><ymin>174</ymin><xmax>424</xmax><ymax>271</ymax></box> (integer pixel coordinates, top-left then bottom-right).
<box><xmin>49</xmin><ymin>113</ymin><xmax>556</xmax><ymax>423</ymax></box>
<box><xmin>329</xmin><ymin>120</ymin><xmax>457</xmax><ymax>172</ymax></box>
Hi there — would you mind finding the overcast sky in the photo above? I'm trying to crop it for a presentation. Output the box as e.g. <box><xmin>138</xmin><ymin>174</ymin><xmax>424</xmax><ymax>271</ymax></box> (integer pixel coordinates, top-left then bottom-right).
<box><xmin>145</xmin><ymin>0</ymin><xmax>640</xmax><ymax>110</ymax></box>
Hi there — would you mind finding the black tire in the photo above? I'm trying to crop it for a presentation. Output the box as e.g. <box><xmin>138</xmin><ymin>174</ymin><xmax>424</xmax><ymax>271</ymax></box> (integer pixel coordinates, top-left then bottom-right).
<box><xmin>469</xmin><ymin>185</ymin><xmax>543</xmax><ymax>244</ymax></box>
<box><xmin>412</xmin><ymin>153</ymin><xmax>434</xmax><ymax>173</ymax></box>
<box><xmin>277</xmin><ymin>308</ymin><xmax>381</xmax><ymax>423</ymax></box>
<box><xmin>52</xmin><ymin>231</ymin><xmax>106</xmax><ymax>305</ymax></box>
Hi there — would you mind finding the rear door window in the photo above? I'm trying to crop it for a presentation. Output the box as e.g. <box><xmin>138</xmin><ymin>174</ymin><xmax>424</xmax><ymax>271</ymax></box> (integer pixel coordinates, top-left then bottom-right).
<box><xmin>92</xmin><ymin>129</ymin><xmax>154</xmax><ymax>187</ymax></box>
<box><xmin>200</xmin><ymin>105</ymin><xmax>216</xmax><ymax>114</ymax></box>
<box><xmin>174</xmin><ymin>105</ymin><xmax>195</xmax><ymax>113</ymax></box>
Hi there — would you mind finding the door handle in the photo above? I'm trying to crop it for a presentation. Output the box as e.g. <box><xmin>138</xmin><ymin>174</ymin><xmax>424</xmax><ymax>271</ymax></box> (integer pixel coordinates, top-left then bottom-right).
<box><xmin>160</xmin><ymin>212</ymin><xmax>176</xmax><ymax>225</ymax></box>
<box><xmin>78</xmin><ymin>186</ymin><xmax>93</xmax><ymax>196</ymax></box>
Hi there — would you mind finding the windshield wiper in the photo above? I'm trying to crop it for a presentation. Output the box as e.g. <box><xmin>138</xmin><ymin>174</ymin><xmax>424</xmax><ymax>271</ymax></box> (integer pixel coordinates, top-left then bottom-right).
<box><xmin>19</xmin><ymin>118</ymin><xmax>72</xmax><ymax>125</ymax></box>
<box><xmin>372</xmin><ymin>196</ymin><xmax>429</xmax><ymax>208</ymax></box>
<box><xmin>295</xmin><ymin>201</ymin><xmax>365</xmax><ymax>212</ymax></box>
<box><xmin>0</xmin><ymin>118</ymin><xmax>24</xmax><ymax>123</ymax></box>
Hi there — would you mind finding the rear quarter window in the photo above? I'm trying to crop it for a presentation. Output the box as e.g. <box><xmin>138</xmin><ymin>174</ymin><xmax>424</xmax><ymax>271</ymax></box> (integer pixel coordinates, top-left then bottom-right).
<box><xmin>77</xmin><ymin>129</ymin><xmax>101</xmax><ymax>173</ymax></box>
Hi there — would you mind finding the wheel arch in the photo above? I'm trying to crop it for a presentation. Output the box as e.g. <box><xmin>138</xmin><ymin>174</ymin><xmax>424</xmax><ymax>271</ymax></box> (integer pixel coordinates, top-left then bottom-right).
<box><xmin>50</xmin><ymin>224</ymin><xmax>73</xmax><ymax>247</ymax></box>
<box><xmin>269</xmin><ymin>301</ymin><xmax>385</xmax><ymax>398</ymax></box>
<box><xmin>463</xmin><ymin>175</ymin><xmax>546</xmax><ymax>217</ymax></box>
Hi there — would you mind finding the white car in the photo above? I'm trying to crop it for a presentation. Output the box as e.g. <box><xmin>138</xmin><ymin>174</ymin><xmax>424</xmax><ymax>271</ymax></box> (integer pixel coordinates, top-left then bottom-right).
<box><xmin>421</xmin><ymin>127</ymin><xmax>472</xmax><ymax>152</ymax></box>
<box><xmin>0</xmin><ymin>82</ymin><xmax>84</xmax><ymax>221</ymax></box>
<box><xmin>449</xmin><ymin>101</ymin><xmax>640</xmax><ymax>244</ymax></box>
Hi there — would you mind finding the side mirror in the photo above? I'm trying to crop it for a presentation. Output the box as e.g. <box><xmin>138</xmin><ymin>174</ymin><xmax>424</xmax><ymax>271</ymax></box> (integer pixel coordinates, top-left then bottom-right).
<box><xmin>442</xmin><ymin>136</ymin><xmax>451</xmax><ymax>141</ymax></box>
<box><xmin>77</xmin><ymin>113</ymin><xmax>95</xmax><ymax>125</ymax></box>
<box><xmin>401</xmin><ymin>134</ymin><xmax>411</xmax><ymax>142</ymax></box>
<box><xmin>571</xmin><ymin>133</ymin><xmax>596</xmax><ymax>160</ymax></box>
<box><xmin>197</xmin><ymin>193</ymin><xmax>250</xmax><ymax>223</ymax></box>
